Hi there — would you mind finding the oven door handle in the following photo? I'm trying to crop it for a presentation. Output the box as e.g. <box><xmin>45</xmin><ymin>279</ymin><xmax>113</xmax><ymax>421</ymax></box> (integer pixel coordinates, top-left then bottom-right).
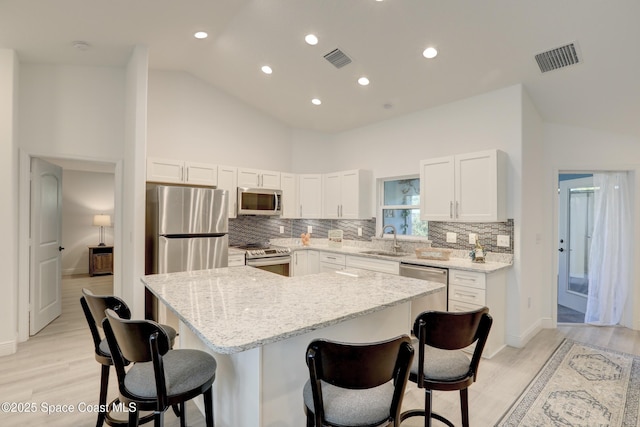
<box><xmin>246</xmin><ymin>257</ymin><xmax>291</xmax><ymax>267</ymax></box>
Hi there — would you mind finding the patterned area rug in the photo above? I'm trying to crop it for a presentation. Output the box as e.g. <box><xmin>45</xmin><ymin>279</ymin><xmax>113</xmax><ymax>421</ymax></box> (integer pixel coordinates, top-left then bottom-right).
<box><xmin>496</xmin><ymin>339</ymin><xmax>640</xmax><ymax>426</ymax></box>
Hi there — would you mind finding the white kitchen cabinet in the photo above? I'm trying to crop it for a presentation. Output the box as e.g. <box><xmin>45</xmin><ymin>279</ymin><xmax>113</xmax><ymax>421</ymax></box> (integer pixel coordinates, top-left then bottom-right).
<box><xmin>420</xmin><ymin>149</ymin><xmax>507</xmax><ymax>222</ymax></box>
<box><xmin>147</xmin><ymin>158</ymin><xmax>218</xmax><ymax>186</ymax></box>
<box><xmin>292</xmin><ymin>250</ymin><xmax>320</xmax><ymax>276</ymax></box>
<box><xmin>298</xmin><ymin>174</ymin><xmax>323</xmax><ymax>218</ymax></box>
<box><xmin>280</xmin><ymin>173</ymin><xmax>298</xmax><ymax>218</ymax></box>
<box><xmin>237</xmin><ymin>167</ymin><xmax>281</xmax><ymax>189</ymax></box>
<box><xmin>322</xmin><ymin>170</ymin><xmax>372</xmax><ymax>219</ymax></box>
<box><xmin>319</xmin><ymin>252</ymin><xmax>346</xmax><ymax>273</ymax></box>
<box><xmin>345</xmin><ymin>255</ymin><xmax>399</xmax><ymax>275</ymax></box>
<box><xmin>217</xmin><ymin>165</ymin><xmax>238</xmax><ymax>219</ymax></box>
<box><xmin>228</xmin><ymin>252</ymin><xmax>246</xmax><ymax>267</ymax></box>
<box><xmin>448</xmin><ymin>268</ymin><xmax>507</xmax><ymax>358</ymax></box>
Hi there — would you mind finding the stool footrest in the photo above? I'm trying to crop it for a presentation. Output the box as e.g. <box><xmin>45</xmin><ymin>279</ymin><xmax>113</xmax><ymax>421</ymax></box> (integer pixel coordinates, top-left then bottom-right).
<box><xmin>400</xmin><ymin>409</ymin><xmax>455</xmax><ymax>427</ymax></box>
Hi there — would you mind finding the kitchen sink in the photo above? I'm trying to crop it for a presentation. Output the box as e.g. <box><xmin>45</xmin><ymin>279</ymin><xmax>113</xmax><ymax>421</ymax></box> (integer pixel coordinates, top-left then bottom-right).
<box><xmin>359</xmin><ymin>250</ymin><xmax>411</xmax><ymax>257</ymax></box>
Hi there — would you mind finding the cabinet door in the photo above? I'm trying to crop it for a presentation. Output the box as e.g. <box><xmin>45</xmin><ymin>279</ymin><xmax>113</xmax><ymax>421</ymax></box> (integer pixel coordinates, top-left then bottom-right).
<box><xmin>307</xmin><ymin>250</ymin><xmax>320</xmax><ymax>275</ymax></box>
<box><xmin>455</xmin><ymin>150</ymin><xmax>498</xmax><ymax>222</ymax></box>
<box><xmin>217</xmin><ymin>166</ymin><xmax>238</xmax><ymax>219</ymax></box>
<box><xmin>185</xmin><ymin>162</ymin><xmax>217</xmax><ymax>186</ymax></box>
<box><xmin>420</xmin><ymin>156</ymin><xmax>455</xmax><ymax>221</ymax></box>
<box><xmin>280</xmin><ymin>173</ymin><xmax>298</xmax><ymax>218</ymax></box>
<box><xmin>322</xmin><ymin>173</ymin><xmax>342</xmax><ymax>218</ymax></box>
<box><xmin>237</xmin><ymin>168</ymin><xmax>260</xmax><ymax>188</ymax></box>
<box><xmin>260</xmin><ymin>170</ymin><xmax>281</xmax><ymax>189</ymax></box>
<box><xmin>292</xmin><ymin>251</ymin><xmax>308</xmax><ymax>276</ymax></box>
<box><xmin>147</xmin><ymin>158</ymin><xmax>184</xmax><ymax>183</ymax></box>
<box><xmin>339</xmin><ymin>170</ymin><xmax>371</xmax><ymax>219</ymax></box>
<box><xmin>298</xmin><ymin>174</ymin><xmax>322</xmax><ymax>218</ymax></box>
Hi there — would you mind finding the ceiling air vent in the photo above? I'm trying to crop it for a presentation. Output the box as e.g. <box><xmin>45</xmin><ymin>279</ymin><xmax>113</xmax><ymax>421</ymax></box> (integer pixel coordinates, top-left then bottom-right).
<box><xmin>324</xmin><ymin>48</ymin><xmax>352</xmax><ymax>69</ymax></box>
<box><xmin>535</xmin><ymin>42</ymin><xmax>582</xmax><ymax>73</ymax></box>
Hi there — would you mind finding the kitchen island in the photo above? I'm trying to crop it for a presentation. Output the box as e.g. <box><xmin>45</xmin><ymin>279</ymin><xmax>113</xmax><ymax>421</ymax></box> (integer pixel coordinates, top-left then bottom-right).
<box><xmin>143</xmin><ymin>266</ymin><xmax>445</xmax><ymax>427</ymax></box>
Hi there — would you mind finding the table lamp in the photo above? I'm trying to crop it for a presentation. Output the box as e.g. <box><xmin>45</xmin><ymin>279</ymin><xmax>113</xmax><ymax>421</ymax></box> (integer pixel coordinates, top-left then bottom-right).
<box><xmin>93</xmin><ymin>214</ymin><xmax>111</xmax><ymax>246</ymax></box>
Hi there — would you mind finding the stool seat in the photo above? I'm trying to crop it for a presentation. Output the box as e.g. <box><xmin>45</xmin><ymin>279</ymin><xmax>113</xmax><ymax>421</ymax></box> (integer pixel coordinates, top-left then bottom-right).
<box><xmin>409</xmin><ymin>339</ymin><xmax>471</xmax><ymax>382</ymax></box>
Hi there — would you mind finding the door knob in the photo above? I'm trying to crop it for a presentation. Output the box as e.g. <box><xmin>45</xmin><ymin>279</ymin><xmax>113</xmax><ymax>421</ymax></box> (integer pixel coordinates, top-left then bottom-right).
<box><xmin>59</xmin><ymin>246</ymin><xmax>65</xmax><ymax>251</ymax></box>
<box><xmin>558</xmin><ymin>248</ymin><xmax>564</xmax><ymax>252</ymax></box>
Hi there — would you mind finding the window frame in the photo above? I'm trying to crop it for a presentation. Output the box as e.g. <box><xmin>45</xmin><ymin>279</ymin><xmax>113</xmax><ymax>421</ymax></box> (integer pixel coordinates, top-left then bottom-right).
<box><xmin>376</xmin><ymin>175</ymin><xmax>427</xmax><ymax>240</ymax></box>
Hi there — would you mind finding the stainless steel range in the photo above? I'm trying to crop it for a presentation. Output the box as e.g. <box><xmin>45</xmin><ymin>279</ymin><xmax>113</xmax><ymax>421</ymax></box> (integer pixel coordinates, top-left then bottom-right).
<box><xmin>238</xmin><ymin>243</ymin><xmax>291</xmax><ymax>277</ymax></box>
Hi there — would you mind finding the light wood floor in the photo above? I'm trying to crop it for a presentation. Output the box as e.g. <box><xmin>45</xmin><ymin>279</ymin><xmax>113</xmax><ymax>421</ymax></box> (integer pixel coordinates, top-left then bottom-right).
<box><xmin>1</xmin><ymin>275</ymin><xmax>639</xmax><ymax>427</ymax></box>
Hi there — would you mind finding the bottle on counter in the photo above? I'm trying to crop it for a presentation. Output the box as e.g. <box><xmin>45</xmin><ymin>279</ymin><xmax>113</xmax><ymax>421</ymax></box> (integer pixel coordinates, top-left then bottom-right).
<box><xmin>473</xmin><ymin>239</ymin><xmax>485</xmax><ymax>263</ymax></box>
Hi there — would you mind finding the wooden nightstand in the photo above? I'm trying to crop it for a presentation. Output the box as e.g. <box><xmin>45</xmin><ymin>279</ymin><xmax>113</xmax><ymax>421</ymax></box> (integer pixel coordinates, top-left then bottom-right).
<box><xmin>89</xmin><ymin>245</ymin><xmax>114</xmax><ymax>276</ymax></box>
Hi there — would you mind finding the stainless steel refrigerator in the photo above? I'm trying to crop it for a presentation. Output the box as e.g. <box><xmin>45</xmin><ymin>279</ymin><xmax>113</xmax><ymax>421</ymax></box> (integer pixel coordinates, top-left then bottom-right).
<box><xmin>145</xmin><ymin>184</ymin><xmax>229</xmax><ymax>275</ymax></box>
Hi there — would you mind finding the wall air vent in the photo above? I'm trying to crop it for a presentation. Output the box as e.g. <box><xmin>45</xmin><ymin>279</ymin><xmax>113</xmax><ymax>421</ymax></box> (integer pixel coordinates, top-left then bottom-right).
<box><xmin>324</xmin><ymin>48</ymin><xmax>352</xmax><ymax>69</ymax></box>
<box><xmin>535</xmin><ymin>42</ymin><xmax>582</xmax><ymax>73</ymax></box>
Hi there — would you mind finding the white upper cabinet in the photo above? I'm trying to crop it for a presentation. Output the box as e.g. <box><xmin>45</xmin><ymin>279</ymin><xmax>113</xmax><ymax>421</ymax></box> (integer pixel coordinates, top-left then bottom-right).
<box><xmin>280</xmin><ymin>173</ymin><xmax>298</xmax><ymax>218</ymax></box>
<box><xmin>237</xmin><ymin>167</ymin><xmax>281</xmax><ymax>189</ymax></box>
<box><xmin>147</xmin><ymin>158</ymin><xmax>218</xmax><ymax>186</ymax></box>
<box><xmin>420</xmin><ymin>149</ymin><xmax>507</xmax><ymax>222</ymax></box>
<box><xmin>322</xmin><ymin>170</ymin><xmax>372</xmax><ymax>219</ymax></box>
<box><xmin>298</xmin><ymin>174</ymin><xmax>323</xmax><ymax>218</ymax></box>
<box><xmin>217</xmin><ymin>165</ymin><xmax>238</xmax><ymax>219</ymax></box>
<box><xmin>281</xmin><ymin>173</ymin><xmax>322</xmax><ymax>219</ymax></box>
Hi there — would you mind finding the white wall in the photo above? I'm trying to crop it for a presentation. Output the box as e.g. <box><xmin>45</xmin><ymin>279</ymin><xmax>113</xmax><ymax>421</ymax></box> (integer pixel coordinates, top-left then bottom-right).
<box><xmin>147</xmin><ymin>70</ymin><xmax>293</xmax><ymax>171</ymax></box>
<box><xmin>0</xmin><ymin>50</ymin><xmax>19</xmax><ymax>356</ymax></box>
<box><xmin>542</xmin><ymin>123</ymin><xmax>640</xmax><ymax>330</ymax></box>
<box><xmin>61</xmin><ymin>170</ymin><xmax>115</xmax><ymax>275</ymax></box>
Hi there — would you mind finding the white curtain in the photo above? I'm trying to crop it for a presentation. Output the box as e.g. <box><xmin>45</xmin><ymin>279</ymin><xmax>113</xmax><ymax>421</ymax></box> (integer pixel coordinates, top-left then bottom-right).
<box><xmin>585</xmin><ymin>172</ymin><xmax>632</xmax><ymax>325</ymax></box>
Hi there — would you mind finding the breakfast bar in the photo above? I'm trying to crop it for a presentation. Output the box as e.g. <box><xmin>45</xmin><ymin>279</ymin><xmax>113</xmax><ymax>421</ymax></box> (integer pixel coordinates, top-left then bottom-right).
<box><xmin>143</xmin><ymin>266</ymin><xmax>446</xmax><ymax>427</ymax></box>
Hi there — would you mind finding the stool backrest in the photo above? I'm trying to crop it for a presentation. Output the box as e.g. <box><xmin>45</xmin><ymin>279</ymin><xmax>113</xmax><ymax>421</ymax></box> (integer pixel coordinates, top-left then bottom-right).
<box><xmin>81</xmin><ymin>288</ymin><xmax>131</xmax><ymax>330</ymax></box>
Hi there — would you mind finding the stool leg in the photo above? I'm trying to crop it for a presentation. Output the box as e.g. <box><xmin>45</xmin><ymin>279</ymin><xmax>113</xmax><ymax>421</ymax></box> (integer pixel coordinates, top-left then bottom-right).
<box><xmin>96</xmin><ymin>364</ymin><xmax>110</xmax><ymax>427</ymax></box>
<box><xmin>128</xmin><ymin>408</ymin><xmax>140</xmax><ymax>427</ymax></box>
<box><xmin>204</xmin><ymin>387</ymin><xmax>215</xmax><ymax>427</ymax></box>
<box><xmin>424</xmin><ymin>389</ymin><xmax>432</xmax><ymax>427</ymax></box>
<box><xmin>460</xmin><ymin>388</ymin><xmax>469</xmax><ymax>427</ymax></box>
<box><xmin>179</xmin><ymin>402</ymin><xmax>186</xmax><ymax>427</ymax></box>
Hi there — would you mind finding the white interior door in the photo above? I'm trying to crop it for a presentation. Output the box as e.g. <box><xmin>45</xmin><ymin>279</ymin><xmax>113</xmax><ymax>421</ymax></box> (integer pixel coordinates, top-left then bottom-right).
<box><xmin>30</xmin><ymin>158</ymin><xmax>63</xmax><ymax>335</ymax></box>
<box><xmin>558</xmin><ymin>176</ymin><xmax>593</xmax><ymax>315</ymax></box>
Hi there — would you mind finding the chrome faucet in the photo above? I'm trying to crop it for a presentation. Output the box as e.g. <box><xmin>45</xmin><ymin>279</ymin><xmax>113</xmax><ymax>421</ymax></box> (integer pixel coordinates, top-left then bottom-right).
<box><xmin>380</xmin><ymin>225</ymin><xmax>401</xmax><ymax>253</ymax></box>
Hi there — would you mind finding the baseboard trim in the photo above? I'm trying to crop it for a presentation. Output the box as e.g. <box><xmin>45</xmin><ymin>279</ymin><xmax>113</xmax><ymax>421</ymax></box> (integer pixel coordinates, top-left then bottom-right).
<box><xmin>62</xmin><ymin>267</ymin><xmax>88</xmax><ymax>276</ymax></box>
<box><xmin>506</xmin><ymin>318</ymin><xmax>547</xmax><ymax>348</ymax></box>
<box><xmin>0</xmin><ymin>339</ymin><xmax>17</xmax><ymax>356</ymax></box>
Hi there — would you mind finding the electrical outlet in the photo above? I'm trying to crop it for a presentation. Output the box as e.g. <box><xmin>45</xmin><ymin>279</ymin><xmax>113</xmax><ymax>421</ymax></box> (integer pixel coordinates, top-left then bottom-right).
<box><xmin>357</xmin><ymin>227</ymin><xmax>362</xmax><ymax>237</ymax></box>
<box><xmin>497</xmin><ymin>235</ymin><xmax>510</xmax><ymax>247</ymax></box>
<box><xmin>469</xmin><ymin>233</ymin><xmax>477</xmax><ymax>244</ymax></box>
<box><xmin>279</xmin><ymin>226</ymin><xmax>284</xmax><ymax>234</ymax></box>
<box><xmin>446</xmin><ymin>232</ymin><xmax>457</xmax><ymax>243</ymax></box>
<box><xmin>307</xmin><ymin>226</ymin><xmax>313</xmax><ymax>234</ymax></box>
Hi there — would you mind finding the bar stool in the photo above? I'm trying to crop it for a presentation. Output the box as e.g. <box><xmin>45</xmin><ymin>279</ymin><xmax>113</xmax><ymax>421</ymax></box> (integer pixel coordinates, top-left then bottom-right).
<box><xmin>80</xmin><ymin>288</ymin><xmax>177</xmax><ymax>426</ymax></box>
<box><xmin>102</xmin><ymin>308</ymin><xmax>217</xmax><ymax>427</ymax></box>
<box><xmin>400</xmin><ymin>307</ymin><xmax>492</xmax><ymax>427</ymax></box>
<box><xmin>303</xmin><ymin>335</ymin><xmax>414</xmax><ymax>427</ymax></box>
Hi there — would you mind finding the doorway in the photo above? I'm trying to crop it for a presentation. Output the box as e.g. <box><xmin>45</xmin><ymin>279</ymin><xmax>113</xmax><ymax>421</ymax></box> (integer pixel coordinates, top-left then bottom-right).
<box><xmin>557</xmin><ymin>174</ymin><xmax>594</xmax><ymax>323</ymax></box>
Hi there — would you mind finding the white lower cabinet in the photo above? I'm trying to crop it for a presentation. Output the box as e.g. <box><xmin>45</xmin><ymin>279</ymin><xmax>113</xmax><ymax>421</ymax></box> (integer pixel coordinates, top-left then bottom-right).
<box><xmin>319</xmin><ymin>252</ymin><xmax>346</xmax><ymax>273</ymax></box>
<box><xmin>292</xmin><ymin>250</ymin><xmax>320</xmax><ymax>276</ymax></box>
<box><xmin>448</xmin><ymin>268</ymin><xmax>506</xmax><ymax>358</ymax></box>
<box><xmin>228</xmin><ymin>253</ymin><xmax>246</xmax><ymax>267</ymax></box>
<box><xmin>345</xmin><ymin>255</ymin><xmax>399</xmax><ymax>275</ymax></box>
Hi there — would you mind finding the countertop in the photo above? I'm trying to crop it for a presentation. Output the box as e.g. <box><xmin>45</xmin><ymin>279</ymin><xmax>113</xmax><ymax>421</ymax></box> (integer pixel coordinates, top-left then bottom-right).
<box><xmin>143</xmin><ymin>266</ymin><xmax>445</xmax><ymax>354</ymax></box>
<box><xmin>278</xmin><ymin>241</ymin><xmax>512</xmax><ymax>273</ymax></box>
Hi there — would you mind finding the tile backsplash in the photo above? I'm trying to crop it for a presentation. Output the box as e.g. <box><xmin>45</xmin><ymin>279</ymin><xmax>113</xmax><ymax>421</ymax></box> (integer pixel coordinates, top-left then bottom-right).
<box><xmin>229</xmin><ymin>217</ymin><xmax>514</xmax><ymax>254</ymax></box>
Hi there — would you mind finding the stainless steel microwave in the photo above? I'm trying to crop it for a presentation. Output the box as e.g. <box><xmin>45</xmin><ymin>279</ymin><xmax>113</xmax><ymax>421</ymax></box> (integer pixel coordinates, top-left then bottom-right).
<box><xmin>237</xmin><ymin>187</ymin><xmax>282</xmax><ymax>215</ymax></box>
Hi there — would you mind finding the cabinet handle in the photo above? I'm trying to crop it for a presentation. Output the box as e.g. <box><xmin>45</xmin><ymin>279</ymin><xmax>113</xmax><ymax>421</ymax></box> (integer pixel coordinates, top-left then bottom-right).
<box><xmin>450</xmin><ymin>201</ymin><xmax>453</xmax><ymax>218</ymax></box>
<box><xmin>454</xmin><ymin>290</ymin><xmax>477</xmax><ymax>300</ymax></box>
<box><xmin>300</xmin><ymin>205</ymin><xmax>303</xmax><ymax>217</ymax></box>
<box><xmin>337</xmin><ymin>205</ymin><xmax>340</xmax><ymax>217</ymax></box>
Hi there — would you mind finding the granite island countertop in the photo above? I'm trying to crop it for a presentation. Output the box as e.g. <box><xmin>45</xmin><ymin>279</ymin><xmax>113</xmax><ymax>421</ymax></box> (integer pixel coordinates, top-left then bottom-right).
<box><xmin>143</xmin><ymin>266</ymin><xmax>445</xmax><ymax>355</ymax></box>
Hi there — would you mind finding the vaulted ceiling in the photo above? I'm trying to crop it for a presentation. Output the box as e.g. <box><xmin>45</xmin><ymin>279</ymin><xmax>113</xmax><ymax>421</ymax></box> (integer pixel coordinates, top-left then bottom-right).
<box><xmin>1</xmin><ymin>0</ymin><xmax>638</xmax><ymax>137</ymax></box>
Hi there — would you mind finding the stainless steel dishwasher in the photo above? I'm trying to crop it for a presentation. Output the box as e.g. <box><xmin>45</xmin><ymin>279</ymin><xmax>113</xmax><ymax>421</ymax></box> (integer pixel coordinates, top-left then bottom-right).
<box><xmin>400</xmin><ymin>263</ymin><xmax>448</xmax><ymax>320</ymax></box>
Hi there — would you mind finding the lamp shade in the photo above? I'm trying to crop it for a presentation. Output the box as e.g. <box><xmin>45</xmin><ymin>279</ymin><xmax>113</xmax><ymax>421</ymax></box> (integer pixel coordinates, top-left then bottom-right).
<box><xmin>93</xmin><ymin>214</ymin><xmax>111</xmax><ymax>227</ymax></box>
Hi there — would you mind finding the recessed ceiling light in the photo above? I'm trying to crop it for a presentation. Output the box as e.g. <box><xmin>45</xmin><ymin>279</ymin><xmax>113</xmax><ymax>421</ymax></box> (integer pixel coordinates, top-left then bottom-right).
<box><xmin>261</xmin><ymin>65</ymin><xmax>273</xmax><ymax>75</ymax></box>
<box><xmin>311</xmin><ymin>98</ymin><xmax>322</xmax><ymax>106</ymax></box>
<box><xmin>358</xmin><ymin>77</ymin><xmax>370</xmax><ymax>86</ymax></box>
<box><xmin>194</xmin><ymin>31</ymin><xmax>208</xmax><ymax>39</ymax></box>
<box><xmin>423</xmin><ymin>47</ymin><xmax>438</xmax><ymax>59</ymax></box>
<box><xmin>305</xmin><ymin>34</ymin><xmax>319</xmax><ymax>46</ymax></box>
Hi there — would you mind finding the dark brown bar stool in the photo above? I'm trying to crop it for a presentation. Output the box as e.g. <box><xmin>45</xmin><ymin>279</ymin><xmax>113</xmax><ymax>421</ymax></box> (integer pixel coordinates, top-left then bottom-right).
<box><xmin>303</xmin><ymin>335</ymin><xmax>414</xmax><ymax>427</ymax></box>
<box><xmin>102</xmin><ymin>308</ymin><xmax>217</xmax><ymax>427</ymax></box>
<box><xmin>80</xmin><ymin>288</ymin><xmax>177</xmax><ymax>426</ymax></box>
<box><xmin>401</xmin><ymin>307</ymin><xmax>492</xmax><ymax>427</ymax></box>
